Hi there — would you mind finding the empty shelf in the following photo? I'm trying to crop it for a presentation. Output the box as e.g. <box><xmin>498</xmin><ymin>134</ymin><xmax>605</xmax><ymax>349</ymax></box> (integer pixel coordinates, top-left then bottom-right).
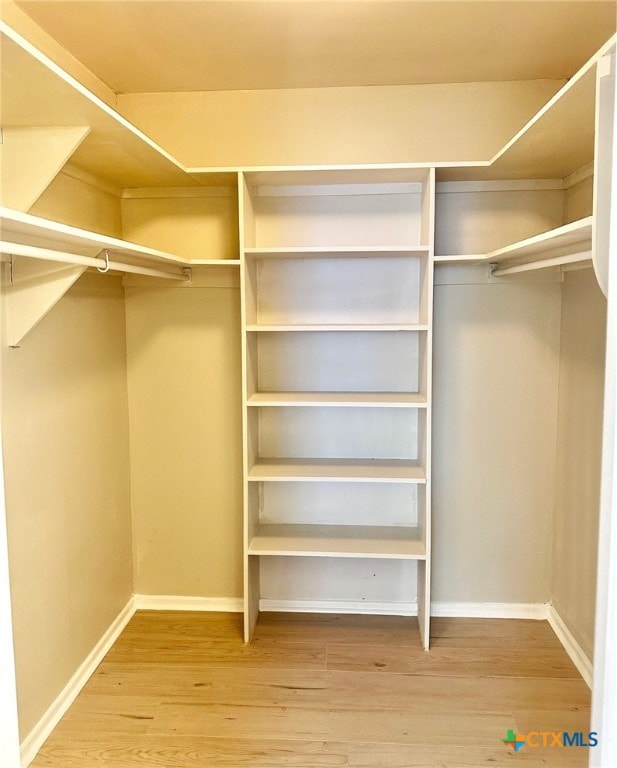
<box><xmin>247</xmin><ymin>392</ymin><xmax>427</xmax><ymax>407</ymax></box>
<box><xmin>488</xmin><ymin>217</ymin><xmax>592</xmax><ymax>265</ymax></box>
<box><xmin>248</xmin><ymin>458</ymin><xmax>426</xmax><ymax>483</ymax></box>
<box><xmin>249</xmin><ymin>524</ymin><xmax>426</xmax><ymax>559</ymax></box>
<box><xmin>244</xmin><ymin>246</ymin><xmax>429</xmax><ymax>259</ymax></box>
<box><xmin>245</xmin><ymin>323</ymin><xmax>428</xmax><ymax>332</ymax></box>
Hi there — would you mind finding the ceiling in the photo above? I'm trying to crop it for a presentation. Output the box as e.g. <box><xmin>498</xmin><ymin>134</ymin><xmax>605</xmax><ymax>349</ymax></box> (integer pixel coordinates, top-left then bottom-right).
<box><xmin>14</xmin><ymin>1</ymin><xmax>617</xmax><ymax>94</ymax></box>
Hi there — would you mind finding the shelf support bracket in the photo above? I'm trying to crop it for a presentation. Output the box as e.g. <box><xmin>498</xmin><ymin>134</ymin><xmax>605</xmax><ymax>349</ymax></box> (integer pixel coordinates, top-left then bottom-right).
<box><xmin>0</xmin><ymin>126</ymin><xmax>90</xmax><ymax>212</ymax></box>
<box><xmin>1</xmin><ymin>257</ymin><xmax>86</xmax><ymax>348</ymax></box>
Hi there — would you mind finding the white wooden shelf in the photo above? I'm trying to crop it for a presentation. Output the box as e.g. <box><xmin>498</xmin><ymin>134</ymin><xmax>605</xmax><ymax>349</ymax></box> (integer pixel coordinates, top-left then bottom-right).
<box><xmin>248</xmin><ymin>524</ymin><xmax>426</xmax><ymax>559</ymax></box>
<box><xmin>2</xmin><ymin>29</ymin><xmax>192</xmax><ymax>188</ymax></box>
<box><xmin>247</xmin><ymin>392</ymin><xmax>427</xmax><ymax>407</ymax></box>
<box><xmin>438</xmin><ymin>36</ymin><xmax>615</xmax><ymax>182</ymax></box>
<box><xmin>434</xmin><ymin>254</ymin><xmax>486</xmax><ymax>265</ymax></box>
<box><xmin>0</xmin><ymin>206</ymin><xmax>186</xmax><ymax>266</ymax></box>
<box><xmin>0</xmin><ymin>207</ymin><xmax>240</xmax><ymax>268</ymax></box>
<box><xmin>244</xmin><ymin>246</ymin><xmax>429</xmax><ymax>259</ymax></box>
<box><xmin>190</xmin><ymin>259</ymin><xmax>241</xmax><ymax>266</ymax></box>
<box><xmin>488</xmin><ymin>217</ymin><xmax>593</xmax><ymax>266</ymax></box>
<box><xmin>246</xmin><ymin>323</ymin><xmax>429</xmax><ymax>332</ymax></box>
<box><xmin>248</xmin><ymin>458</ymin><xmax>426</xmax><ymax>483</ymax></box>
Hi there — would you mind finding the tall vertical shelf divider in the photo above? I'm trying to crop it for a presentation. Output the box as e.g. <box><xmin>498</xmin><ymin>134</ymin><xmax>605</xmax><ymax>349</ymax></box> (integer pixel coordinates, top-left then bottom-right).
<box><xmin>239</xmin><ymin>168</ymin><xmax>435</xmax><ymax>648</ymax></box>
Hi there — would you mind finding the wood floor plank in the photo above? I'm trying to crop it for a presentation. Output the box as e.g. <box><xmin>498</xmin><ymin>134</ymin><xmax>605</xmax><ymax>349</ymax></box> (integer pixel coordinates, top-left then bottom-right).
<box><xmin>147</xmin><ymin>703</ymin><xmax>512</xmax><ymax>746</ymax></box>
<box><xmin>430</xmin><ymin>617</ymin><xmax>563</xmax><ymax>648</ymax></box>
<box><xmin>31</xmin><ymin>613</ymin><xmax>590</xmax><ymax>768</ymax></box>
<box><xmin>254</xmin><ymin>612</ymin><xmax>421</xmax><ymax>646</ymax></box>
<box><xmin>85</xmin><ymin>663</ymin><xmax>590</xmax><ymax>714</ymax></box>
<box><xmin>326</xmin><ymin>642</ymin><xmax>581</xmax><ymax>678</ymax></box>
<box><xmin>31</xmin><ymin>736</ymin><xmax>349</xmax><ymax>767</ymax></box>
<box><xmin>105</xmin><ymin>637</ymin><xmax>326</xmax><ymax>670</ymax></box>
<box><xmin>348</xmin><ymin>741</ymin><xmax>588</xmax><ymax>767</ymax></box>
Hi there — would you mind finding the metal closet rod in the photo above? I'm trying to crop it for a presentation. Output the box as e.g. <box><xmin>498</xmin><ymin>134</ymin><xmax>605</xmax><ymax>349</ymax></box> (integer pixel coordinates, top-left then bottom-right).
<box><xmin>0</xmin><ymin>241</ymin><xmax>191</xmax><ymax>281</ymax></box>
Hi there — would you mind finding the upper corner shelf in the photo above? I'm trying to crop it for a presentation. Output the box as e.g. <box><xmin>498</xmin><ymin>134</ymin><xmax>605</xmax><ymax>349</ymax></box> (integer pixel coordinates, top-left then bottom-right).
<box><xmin>0</xmin><ymin>28</ymin><xmax>191</xmax><ymax>188</ymax></box>
<box><xmin>437</xmin><ymin>34</ymin><xmax>616</xmax><ymax>182</ymax></box>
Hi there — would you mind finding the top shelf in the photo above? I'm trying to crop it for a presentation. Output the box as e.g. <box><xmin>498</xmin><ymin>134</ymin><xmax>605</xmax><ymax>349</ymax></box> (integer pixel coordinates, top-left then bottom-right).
<box><xmin>438</xmin><ymin>34</ymin><xmax>615</xmax><ymax>182</ymax></box>
<box><xmin>1</xmin><ymin>29</ymin><xmax>195</xmax><ymax>189</ymax></box>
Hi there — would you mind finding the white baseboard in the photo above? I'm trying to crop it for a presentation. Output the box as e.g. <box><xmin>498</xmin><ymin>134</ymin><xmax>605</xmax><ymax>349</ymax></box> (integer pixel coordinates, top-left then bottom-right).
<box><xmin>547</xmin><ymin>605</ymin><xmax>593</xmax><ymax>688</ymax></box>
<box><xmin>260</xmin><ymin>598</ymin><xmax>549</xmax><ymax>620</ymax></box>
<box><xmin>432</xmin><ymin>601</ymin><xmax>550</xmax><ymax>619</ymax></box>
<box><xmin>260</xmin><ymin>598</ymin><xmax>418</xmax><ymax>615</ymax></box>
<box><xmin>134</xmin><ymin>594</ymin><xmax>243</xmax><ymax>612</ymax></box>
<box><xmin>20</xmin><ymin>596</ymin><xmax>136</xmax><ymax>768</ymax></box>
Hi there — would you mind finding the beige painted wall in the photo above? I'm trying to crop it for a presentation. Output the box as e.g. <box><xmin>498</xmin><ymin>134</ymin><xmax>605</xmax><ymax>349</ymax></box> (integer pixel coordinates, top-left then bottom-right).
<box><xmin>124</xmin><ymin>270</ymin><xmax>243</xmax><ymax>598</ymax></box>
<box><xmin>118</xmin><ymin>80</ymin><xmax>563</xmax><ymax>168</ymax></box>
<box><xmin>1</xmin><ymin>272</ymin><xmax>132</xmax><ymax>739</ymax></box>
<box><xmin>432</xmin><ymin>273</ymin><xmax>562</xmax><ymax>603</ymax></box>
<box><xmin>29</xmin><ymin>170</ymin><xmax>122</xmax><ymax>237</ymax></box>
<box><xmin>552</xmin><ymin>268</ymin><xmax>606</xmax><ymax>659</ymax></box>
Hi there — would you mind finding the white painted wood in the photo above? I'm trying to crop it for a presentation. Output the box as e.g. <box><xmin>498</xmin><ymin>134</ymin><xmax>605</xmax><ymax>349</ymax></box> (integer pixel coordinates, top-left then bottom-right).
<box><xmin>0</xmin><ymin>126</ymin><xmax>89</xmax><ymax>212</ymax></box>
<box><xmin>547</xmin><ymin>605</ymin><xmax>593</xmax><ymax>688</ymax></box>
<box><xmin>591</xmin><ymin>44</ymin><xmax>617</xmax><ymax>768</ymax></box>
<box><xmin>240</xmin><ymin>171</ymin><xmax>433</xmax><ymax>645</ymax></box>
<box><xmin>592</xmin><ymin>52</ymin><xmax>615</xmax><ymax>298</ymax></box>
<box><xmin>239</xmin><ymin>172</ymin><xmax>260</xmax><ymax>642</ymax></box>
<box><xmin>19</xmin><ymin>597</ymin><xmax>135</xmax><ymax>768</ymax></box>
<box><xmin>245</xmin><ymin>245</ymin><xmax>429</xmax><ymax>258</ymax></box>
<box><xmin>488</xmin><ymin>217</ymin><xmax>593</xmax><ymax>264</ymax></box>
<box><xmin>259</xmin><ymin>599</ymin><xmax>549</xmax><ymax>619</ymax></box>
<box><xmin>260</xmin><ymin>598</ymin><xmax>418</xmax><ymax>615</ymax></box>
<box><xmin>0</xmin><ymin>206</ymin><xmax>188</xmax><ymax>265</ymax></box>
<box><xmin>1</xmin><ymin>23</ymin><xmax>191</xmax><ymax>188</ymax></box>
<box><xmin>249</xmin><ymin>524</ymin><xmax>425</xmax><ymax>559</ymax></box>
<box><xmin>491</xmin><ymin>251</ymin><xmax>592</xmax><ymax>278</ymax></box>
<box><xmin>434</xmin><ymin>254</ymin><xmax>485</xmax><ymax>264</ymax></box>
<box><xmin>247</xmin><ymin>392</ymin><xmax>427</xmax><ymax>407</ymax></box>
<box><xmin>0</xmin><ymin>428</ymin><xmax>20</xmax><ymax>768</ymax></box>
<box><xmin>248</xmin><ymin>458</ymin><xmax>426</xmax><ymax>483</ymax></box>
<box><xmin>433</xmin><ymin>602</ymin><xmax>549</xmax><ymax>620</ymax></box>
<box><xmin>1</xmin><ymin>242</ymin><xmax>188</xmax><ymax>280</ymax></box>
<box><xmin>189</xmin><ymin>259</ymin><xmax>241</xmax><ymax>266</ymax></box>
<box><xmin>133</xmin><ymin>595</ymin><xmax>243</xmax><ymax>612</ymax></box>
<box><xmin>438</xmin><ymin>35</ymin><xmax>616</xmax><ymax>182</ymax></box>
<box><xmin>3</xmin><ymin>258</ymin><xmax>86</xmax><ymax>348</ymax></box>
<box><xmin>246</xmin><ymin>323</ymin><xmax>429</xmax><ymax>332</ymax></box>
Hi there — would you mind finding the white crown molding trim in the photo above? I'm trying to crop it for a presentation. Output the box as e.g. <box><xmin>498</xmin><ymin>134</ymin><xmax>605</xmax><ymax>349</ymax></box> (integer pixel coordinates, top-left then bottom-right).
<box><xmin>20</xmin><ymin>596</ymin><xmax>136</xmax><ymax>768</ymax></box>
<box><xmin>548</xmin><ymin>605</ymin><xmax>593</xmax><ymax>688</ymax></box>
<box><xmin>134</xmin><ymin>594</ymin><xmax>243</xmax><ymax>612</ymax></box>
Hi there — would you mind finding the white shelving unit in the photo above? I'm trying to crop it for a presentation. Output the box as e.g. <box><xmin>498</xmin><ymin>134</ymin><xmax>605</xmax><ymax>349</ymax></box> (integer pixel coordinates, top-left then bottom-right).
<box><xmin>239</xmin><ymin>167</ymin><xmax>435</xmax><ymax>648</ymax></box>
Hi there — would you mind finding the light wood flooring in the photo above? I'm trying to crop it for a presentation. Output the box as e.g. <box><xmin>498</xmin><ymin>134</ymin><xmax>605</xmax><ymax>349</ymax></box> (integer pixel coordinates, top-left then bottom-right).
<box><xmin>32</xmin><ymin>611</ymin><xmax>591</xmax><ymax>767</ymax></box>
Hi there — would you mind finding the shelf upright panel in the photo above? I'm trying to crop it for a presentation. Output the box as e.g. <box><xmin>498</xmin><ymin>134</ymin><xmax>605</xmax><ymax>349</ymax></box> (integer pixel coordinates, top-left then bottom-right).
<box><xmin>239</xmin><ymin>171</ymin><xmax>260</xmax><ymax>642</ymax></box>
<box><xmin>417</xmin><ymin>167</ymin><xmax>435</xmax><ymax>651</ymax></box>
